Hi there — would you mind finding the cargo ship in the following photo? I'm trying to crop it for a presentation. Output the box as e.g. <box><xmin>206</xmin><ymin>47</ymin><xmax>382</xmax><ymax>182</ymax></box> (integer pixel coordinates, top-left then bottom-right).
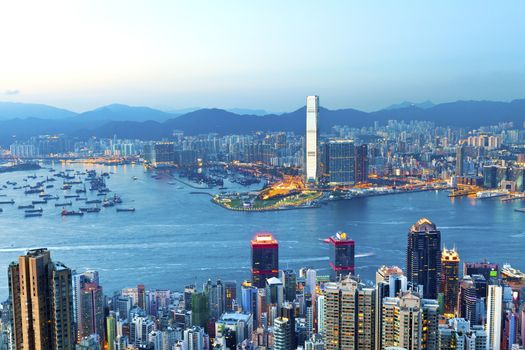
<box><xmin>117</xmin><ymin>208</ymin><xmax>135</xmax><ymax>212</ymax></box>
<box><xmin>79</xmin><ymin>207</ymin><xmax>101</xmax><ymax>213</ymax></box>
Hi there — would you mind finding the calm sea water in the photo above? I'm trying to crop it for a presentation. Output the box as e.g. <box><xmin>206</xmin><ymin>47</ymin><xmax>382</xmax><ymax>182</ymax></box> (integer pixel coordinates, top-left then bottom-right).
<box><xmin>0</xmin><ymin>162</ymin><xmax>524</xmax><ymax>299</ymax></box>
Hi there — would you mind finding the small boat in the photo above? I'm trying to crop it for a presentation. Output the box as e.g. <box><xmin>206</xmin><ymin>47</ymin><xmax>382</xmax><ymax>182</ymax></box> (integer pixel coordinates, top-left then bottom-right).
<box><xmin>102</xmin><ymin>200</ymin><xmax>114</xmax><ymax>208</ymax></box>
<box><xmin>32</xmin><ymin>200</ymin><xmax>47</xmax><ymax>205</ymax></box>
<box><xmin>0</xmin><ymin>199</ymin><xmax>15</xmax><ymax>204</ymax></box>
<box><xmin>25</xmin><ymin>189</ymin><xmax>42</xmax><ymax>194</ymax></box>
<box><xmin>46</xmin><ymin>185</ymin><xmax>54</xmax><ymax>189</ymax></box>
<box><xmin>117</xmin><ymin>208</ymin><xmax>135</xmax><ymax>212</ymax></box>
<box><xmin>25</xmin><ymin>213</ymin><xmax>42</xmax><ymax>218</ymax></box>
<box><xmin>25</xmin><ymin>208</ymin><xmax>43</xmax><ymax>213</ymax></box>
<box><xmin>62</xmin><ymin>185</ymin><xmax>72</xmax><ymax>190</ymax></box>
<box><xmin>18</xmin><ymin>204</ymin><xmax>35</xmax><ymax>209</ymax></box>
<box><xmin>132</xmin><ymin>176</ymin><xmax>138</xmax><ymax>180</ymax></box>
<box><xmin>61</xmin><ymin>209</ymin><xmax>84</xmax><ymax>216</ymax></box>
<box><xmin>55</xmin><ymin>202</ymin><xmax>72</xmax><ymax>207</ymax></box>
<box><xmin>76</xmin><ymin>197</ymin><xmax>88</xmax><ymax>201</ymax></box>
<box><xmin>79</xmin><ymin>207</ymin><xmax>101</xmax><ymax>213</ymax></box>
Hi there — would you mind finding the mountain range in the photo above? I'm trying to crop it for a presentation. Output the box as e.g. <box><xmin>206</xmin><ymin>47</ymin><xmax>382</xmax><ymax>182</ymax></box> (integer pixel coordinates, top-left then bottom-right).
<box><xmin>0</xmin><ymin>99</ymin><xmax>524</xmax><ymax>145</ymax></box>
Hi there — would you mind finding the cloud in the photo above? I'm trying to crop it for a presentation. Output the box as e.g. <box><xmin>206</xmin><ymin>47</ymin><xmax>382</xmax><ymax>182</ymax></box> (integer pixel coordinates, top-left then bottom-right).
<box><xmin>5</xmin><ymin>89</ymin><xmax>20</xmax><ymax>95</ymax></box>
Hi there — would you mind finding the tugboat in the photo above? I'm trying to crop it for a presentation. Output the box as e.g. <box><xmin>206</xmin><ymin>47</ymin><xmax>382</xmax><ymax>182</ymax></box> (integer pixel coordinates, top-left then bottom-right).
<box><xmin>61</xmin><ymin>209</ymin><xmax>84</xmax><ymax>216</ymax></box>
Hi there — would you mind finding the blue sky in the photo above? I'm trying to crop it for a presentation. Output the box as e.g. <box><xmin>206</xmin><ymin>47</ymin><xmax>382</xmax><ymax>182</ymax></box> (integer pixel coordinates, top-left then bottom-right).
<box><xmin>0</xmin><ymin>1</ymin><xmax>524</xmax><ymax>112</ymax></box>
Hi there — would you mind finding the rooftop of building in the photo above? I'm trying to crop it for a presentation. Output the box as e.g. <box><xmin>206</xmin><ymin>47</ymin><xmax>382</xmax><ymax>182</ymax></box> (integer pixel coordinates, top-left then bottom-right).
<box><xmin>410</xmin><ymin>217</ymin><xmax>438</xmax><ymax>233</ymax></box>
<box><xmin>442</xmin><ymin>247</ymin><xmax>460</xmax><ymax>261</ymax></box>
<box><xmin>218</xmin><ymin>312</ymin><xmax>252</xmax><ymax>323</ymax></box>
<box><xmin>251</xmin><ymin>233</ymin><xmax>278</xmax><ymax>246</ymax></box>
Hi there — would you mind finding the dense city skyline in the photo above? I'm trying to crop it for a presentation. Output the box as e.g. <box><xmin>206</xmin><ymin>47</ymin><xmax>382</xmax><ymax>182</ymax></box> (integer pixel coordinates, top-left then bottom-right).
<box><xmin>1</xmin><ymin>1</ymin><xmax>525</xmax><ymax>349</ymax></box>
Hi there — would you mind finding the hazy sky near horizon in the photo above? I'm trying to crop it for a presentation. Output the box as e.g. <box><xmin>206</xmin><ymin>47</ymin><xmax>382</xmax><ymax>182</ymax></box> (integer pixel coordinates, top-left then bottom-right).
<box><xmin>1</xmin><ymin>1</ymin><xmax>524</xmax><ymax>112</ymax></box>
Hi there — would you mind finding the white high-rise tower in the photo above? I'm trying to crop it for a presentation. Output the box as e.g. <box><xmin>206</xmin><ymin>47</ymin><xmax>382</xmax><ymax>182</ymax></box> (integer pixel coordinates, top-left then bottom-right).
<box><xmin>486</xmin><ymin>284</ymin><xmax>502</xmax><ymax>350</ymax></box>
<box><xmin>305</xmin><ymin>95</ymin><xmax>319</xmax><ymax>182</ymax></box>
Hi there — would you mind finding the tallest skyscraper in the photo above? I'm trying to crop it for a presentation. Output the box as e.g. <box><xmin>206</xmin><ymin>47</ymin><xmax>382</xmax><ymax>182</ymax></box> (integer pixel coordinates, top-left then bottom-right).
<box><xmin>305</xmin><ymin>95</ymin><xmax>319</xmax><ymax>183</ymax></box>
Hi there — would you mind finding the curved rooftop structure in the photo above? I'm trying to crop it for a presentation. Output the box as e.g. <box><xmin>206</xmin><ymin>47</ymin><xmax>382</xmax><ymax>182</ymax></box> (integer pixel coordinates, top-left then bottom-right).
<box><xmin>410</xmin><ymin>218</ymin><xmax>437</xmax><ymax>232</ymax></box>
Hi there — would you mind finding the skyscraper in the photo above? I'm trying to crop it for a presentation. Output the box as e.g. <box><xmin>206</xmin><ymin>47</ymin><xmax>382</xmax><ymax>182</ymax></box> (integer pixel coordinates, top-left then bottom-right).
<box><xmin>406</xmin><ymin>218</ymin><xmax>441</xmax><ymax>299</ymax></box>
<box><xmin>355</xmin><ymin>144</ymin><xmax>369</xmax><ymax>183</ymax></box>
<box><xmin>251</xmin><ymin>233</ymin><xmax>279</xmax><ymax>288</ymax></box>
<box><xmin>78</xmin><ymin>281</ymin><xmax>105</xmax><ymax>344</ymax></box>
<box><xmin>441</xmin><ymin>248</ymin><xmax>460</xmax><ymax>315</ymax></box>
<box><xmin>281</xmin><ymin>269</ymin><xmax>297</xmax><ymax>303</ymax></box>
<box><xmin>8</xmin><ymin>248</ymin><xmax>74</xmax><ymax>350</ymax></box>
<box><xmin>106</xmin><ymin>314</ymin><xmax>116</xmax><ymax>350</ymax></box>
<box><xmin>456</xmin><ymin>143</ymin><xmax>466</xmax><ymax>176</ymax></box>
<box><xmin>273</xmin><ymin>317</ymin><xmax>292</xmax><ymax>350</ymax></box>
<box><xmin>305</xmin><ymin>95</ymin><xmax>319</xmax><ymax>182</ymax></box>
<box><xmin>328</xmin><ymin>231</ymin><xmax>355</xmax><ymax>280</ymax></box>
<box><xmin>326</xmin><ymin>139</ymin><xmax>355</xmax><ymax>185</ymax></box>
<box><xmin>486</xmin><ymin>285</ymin><xmax>503</xmax><ymax>350</ymax></box>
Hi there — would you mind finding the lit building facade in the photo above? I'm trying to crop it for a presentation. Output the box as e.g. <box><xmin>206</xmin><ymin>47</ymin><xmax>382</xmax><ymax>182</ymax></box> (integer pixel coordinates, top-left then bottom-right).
<box><xmin>251</xmin><ymin>233</ymin><xmax>279</xmax><ymax>288</ymax></box>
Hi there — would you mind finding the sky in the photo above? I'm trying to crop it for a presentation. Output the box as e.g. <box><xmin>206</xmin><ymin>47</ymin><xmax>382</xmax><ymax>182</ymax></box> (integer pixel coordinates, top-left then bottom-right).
<box><xmin>0</xmin><ymin>1</ymin><xmax>524</xmax><ymax>113</ymax></box>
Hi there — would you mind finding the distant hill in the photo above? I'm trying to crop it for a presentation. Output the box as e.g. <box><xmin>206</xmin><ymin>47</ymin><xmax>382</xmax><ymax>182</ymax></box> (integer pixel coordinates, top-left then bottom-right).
<box><xmin>1</xmin><ymin>99</ymin><xmax>524</xmax><ymax>144</ymax></box>
<box><xmin>384</xmin><ymin>100</ymin><xmax>435</xmax><ymax>110</ymax></box>
<box><xmin>76</xmin><ymin>104</ymin><xmax>175</xmax><ymax>122</ymax></box>
<box><xmin>0</xmin><ymin>102</ymin><xmax>77</xmax><ymax>120</ymax></box>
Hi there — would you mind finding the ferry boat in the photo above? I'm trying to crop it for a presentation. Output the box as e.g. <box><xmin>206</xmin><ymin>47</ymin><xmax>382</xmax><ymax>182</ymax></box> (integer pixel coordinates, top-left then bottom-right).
<box><xmin>501</xmin><ymin>264</ymin><xmax>525</xmax><ymax>291</ymax></box>
<box><xmin>476</xmin><ymin>190</ymin><xmax>507</xmax><ymax>199</ymax></box>
<box><xmin>61</xmin><ymin>209</ymin><xmax>84</xmax><ymax>216</ymax></box>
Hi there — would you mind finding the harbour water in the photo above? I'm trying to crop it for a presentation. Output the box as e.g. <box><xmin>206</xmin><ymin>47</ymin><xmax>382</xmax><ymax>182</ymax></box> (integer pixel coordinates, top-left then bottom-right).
<box><xmin>0</xmin><ymin>163</ymin><xmax>524</xmax><ymax>299</ymax></box>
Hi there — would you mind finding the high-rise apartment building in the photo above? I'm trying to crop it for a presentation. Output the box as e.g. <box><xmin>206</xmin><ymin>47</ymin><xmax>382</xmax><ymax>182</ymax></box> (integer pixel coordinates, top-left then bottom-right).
<box><xmin>375</xmin><ymin>266</ymin><xmax>407</xmax><ymax>350</ymax></box>
<box><xmin>407</xmin><ymin>218</ymin><xmax>441</xmax><ymax>299</ymax></box>
<box><xmin>324</xmin><ymin>277</ymin><xmax>375</xmax><ymax>350</ymax></box>
<box><xmin>8</xmin><ymin>248</ymin><xmax>74</xmax><ymax>350</ymax></box>
<box><xmin>305</xmin><ymin>95</ymin><xmax>319</xmax><ymax>182</ymax></box>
